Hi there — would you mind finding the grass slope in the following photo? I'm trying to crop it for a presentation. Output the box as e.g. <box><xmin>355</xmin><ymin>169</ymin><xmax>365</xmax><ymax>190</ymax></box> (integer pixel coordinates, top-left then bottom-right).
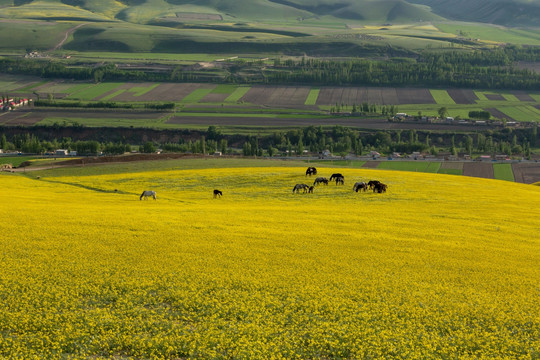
<box><xmin>0</xmin><ymin>161</ymin><xmax>538</xmax><ymax>358</ymax></box>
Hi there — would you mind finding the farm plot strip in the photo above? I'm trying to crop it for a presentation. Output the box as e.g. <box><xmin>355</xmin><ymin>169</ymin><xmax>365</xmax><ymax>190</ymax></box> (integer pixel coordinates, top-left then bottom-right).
<box><xmin>225</xmin><ymin>87</ymin><xmax>251</xmax><ymax>103</ymax></box>
<box><xmin>66</xmin><ymin>83</ymin><xmax>125</xmax><ymax>101</ymax></box>
<box><xmin>485</xmin><ymin>94</ymin><xmax>506</xmax><ymax>101</ymax></box>
<box><xmin>396</xmin><ymin>88</ymin><xmax>435</xmax><ymax>104</ymax></box>
<box><xmin>510</xmin><ymin>91</ymin><xmax>535</xmax><ymax>102</ymax></box>
<box><xmin>512</xmin><ymin>163</ymin><xmax>540</xmax><ymax>184</ymax></box>
<box><xmin>493</xmin><ymin>163</ymin><xmax>515</xmax><ymax>182</ymax></box>
<box><xmin>377</xmin><ymin>161</ymin><xmax>441</xmax><ymax>173</ymax></box>
<box><xmin>484</xmin><ymin>108</ymin><xmax>516</xmax><ymax>121</ymax></box>
<box><xmin>362</xmin><ymin>161</ymin><xmax>381</xmax><ymax>168</ymax></box>
<box><xmin>447</xmin><ymin>89</ymin><xmax>478</xmax><ymax>104</ymax></box>
<box><xmin>304</xmin><ymin>88</ymin><xmax>320</xmax><ymax>105</ymax></box>
<box><xmin>430</xmin><ymin>90</ymin><xmax>456</xmax><ymax>105</ymax></box>
<box><xmin>438</xmin><ymin>162</ymin><xmax>464</xmax><ymax>175</ymax></box>
<box><xmin>463</xmin><ymin>162</ymin><xmax>494</xmax><ymax>179</ymax></box>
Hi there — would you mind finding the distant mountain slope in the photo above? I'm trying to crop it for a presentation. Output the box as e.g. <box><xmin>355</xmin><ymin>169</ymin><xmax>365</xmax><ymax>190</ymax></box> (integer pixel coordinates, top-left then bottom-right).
<box><xmin>1</xmin><ymin>0</ymin><xmax>443</xmax><ymax>23</ymax></box>
<box><xmin>408</xmin><ymin>0</ymin><xmax>540</xmax><ymax>26</ymax></box>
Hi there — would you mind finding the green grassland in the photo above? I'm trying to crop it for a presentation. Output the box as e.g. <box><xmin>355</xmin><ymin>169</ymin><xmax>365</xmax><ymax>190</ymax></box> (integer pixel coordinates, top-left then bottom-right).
<box><xmin>430</xmin><ymin>89</ymin><xmax>456</xmax><ymax>105</ymax></box>
<box><xmin>435</xmin><ymin>22</ymin><xmax>540</xmax><ymax>45</ymax></box>
<box><xmin>493</xmin><ymin>163</ymin><xmax>515</xmax><ymax>181</ymax></box>
<box><xmin>377</xmin><ymin>161</ymin><xmax>441</xmax><ymax>173</ymax></box>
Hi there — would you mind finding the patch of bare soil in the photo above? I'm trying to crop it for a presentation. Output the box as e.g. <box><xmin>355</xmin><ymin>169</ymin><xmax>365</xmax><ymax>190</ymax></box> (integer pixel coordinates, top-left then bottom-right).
<box><xmin>447</xmin><ymin>89</ymin><xmax>478</xmax><ymax>104</ymax></box>
<box><xmin>485</xmin><ymin>94</ymin><xmax>505</xmax><ymax>101</ymax></box>
<box><xmin>510</xmin><ymin>91</ymin><xmax>535</xmax><ymax>102</ymax></box>
<box><xmin>511</xmin><ymin>162</ymin><xmax>540</xmax><ymax>184</ymax></box>
<box><xmin>362</xmin><ymin>161</ymin><xmax>381</xmax><ymax>168</ymax></box>
<box><xmin>463</xmin><ymin>162</ymin><xmax>494</xmax><ymax>179</ymax></box>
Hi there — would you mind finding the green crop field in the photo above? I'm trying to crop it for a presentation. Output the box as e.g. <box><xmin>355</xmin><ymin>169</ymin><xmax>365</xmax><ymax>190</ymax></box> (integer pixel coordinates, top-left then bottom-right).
<box><xmin>66</xmin><ymin>83</ymin><xmax>125</xmax><ymax>101</ymax></box>
<box><xmin>377</xmin><ymin>161</ymin><xmax>441</xmax><ymax>173</ymax></box>
<box><xmin>493</xmin><ymin>163</ymin><xmax>515</xmax><ymax>182</ymax></box>
<box><xmin>430</xmin><ymin>90</ymin><xmax>456</xmax><ymax>105</ymax></box>
<box><xmin>224</xmin><ymin>87</ymin><xmax>251</xmax><ymax>103</ymax></box>
<box><xmin>497</xmin><ymin>106</ymin><xmax>540</xmax><ymax>122</ymax></box>
<box><xmin>305</xmin><ymin>88</ymin><xmax>320</xmax><ymax>105</ymax></box>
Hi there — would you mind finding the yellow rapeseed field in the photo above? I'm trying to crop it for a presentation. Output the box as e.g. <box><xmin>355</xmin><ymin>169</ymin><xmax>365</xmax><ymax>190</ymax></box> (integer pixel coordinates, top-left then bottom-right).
<box><xmin>0</xmin><ymin>165</ymin><xmax>539</xmax><ymax>359</ymax></box>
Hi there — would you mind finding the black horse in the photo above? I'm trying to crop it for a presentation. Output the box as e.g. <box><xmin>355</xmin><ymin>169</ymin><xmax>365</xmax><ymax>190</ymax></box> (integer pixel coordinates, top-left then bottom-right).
<box><xmin>313</xmin><ymin>177</ymin><xmax>329</xmax><ymax>186</ymax></box>
<box><xmin>329</xmin><ymin>173</ymin><xmax>343</xmax><ymax>181</ymax></box>
<box><xmin>213</xmin><ymin>189</ymin><xmax>223</xmax><ymax>198</ymax></box>
<box><xmin>373</xmin><ymin>183</ymin><xmax>387</xmax><ymax>193</ymax></box>
<box><xmin>353</xmin><ymin>182</ymin><xmax>367</xmax><ymax>192</ymax></box>
<box><xmin>335</xmin><ymin>176</ymin><xmax>344</xmax><ymax>185</ymax></box>
<box><xmin>368</xmin><ymin>180</ymin><xmax>381</xmax><ymax>190</ymax></box>
<box><xmin>305</xmin><ymin>167</ymin><xmax>317</xmax><ymax>176</ymax></box>
<box><xmin>308</xmin><ymin>186</ymin><xmax>314</xmax><ymax>193</ymax></box>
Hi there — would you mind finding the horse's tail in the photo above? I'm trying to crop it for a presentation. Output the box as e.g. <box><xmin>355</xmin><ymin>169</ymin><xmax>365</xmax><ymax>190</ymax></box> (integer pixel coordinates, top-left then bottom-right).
<box><xmin>140</xmin><ymin>191</ymin><xmax>144</xmax><ymax>200</ymax></box>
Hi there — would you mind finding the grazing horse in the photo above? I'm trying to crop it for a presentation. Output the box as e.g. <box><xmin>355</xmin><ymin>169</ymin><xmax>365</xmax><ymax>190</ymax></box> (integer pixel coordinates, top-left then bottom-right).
<box><xmin>213</xmin><ymin>189</ymin><xmax>223</xmax><ymax>198</ymax></box>
<box><xmin>140</xmin><ymin>190</ymin><xmax>157</xmax><ymax>200</ymax></box>
<box><xmin>313</xmin><ymin>177</ymin><xmax>329</xmax><ymax>186</ymax></box>
<box><xmin>293</xmin><ymin>184</ymin><xmax>310</xmax><ymax>193</ymax></box>
<box><xmin>329</xmin><ymin>173</ymin><xmax>343</xmax><ymax>181</ymax></box>
<box><xmin>353</xmin><ymin>182</ymin><xmax>367</xmax><ymax>192</ymax></box>
<box><xmin>335</xmin><ymin>176</ymin><xmax>344</xmax><ymax>185</ymax></box>
<box><xmin>305</xmin><ymin>167</ymin><xmax>317</xmax><ymax>176</ymax></box>
<box><xmin>373</xmin><ymin>183</ymin><xmax>388</xmax><ymax>193</ymax></box>
<box><xmin>368</xmin><ymin>180</ymin><xmax>381</xmax><ymax>190</ymax></box>
<box><xmin>308</xmin><ymin>186</ymin><xmax>314</xmax><ymax>193</ymax></box>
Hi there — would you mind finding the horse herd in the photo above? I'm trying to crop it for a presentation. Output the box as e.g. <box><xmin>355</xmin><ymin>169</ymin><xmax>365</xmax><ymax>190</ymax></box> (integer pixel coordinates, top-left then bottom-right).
<box><xmin>294</xmin><ymin>167</ymin><xmax>388</xmax><ymax>194</ymax></box>
<box><xmin>139</xmin><ymin>166</ymin><xmax>387</xmax><ymax>200</ymax></box>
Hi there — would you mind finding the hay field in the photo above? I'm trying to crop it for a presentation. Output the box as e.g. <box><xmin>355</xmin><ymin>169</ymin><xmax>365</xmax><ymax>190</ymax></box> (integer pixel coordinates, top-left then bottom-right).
<box><xmin>0</xmin><ymin>163</ymin><xmax>539</xmax><ymax>359</ymax></box>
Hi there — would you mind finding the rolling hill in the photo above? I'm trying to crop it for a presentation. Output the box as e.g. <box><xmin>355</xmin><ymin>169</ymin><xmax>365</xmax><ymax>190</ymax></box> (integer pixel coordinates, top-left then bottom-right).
<box><xmin>408</xmin><ymin>0</ymin><xmax>540</xmax><ymax>26</ymax></box>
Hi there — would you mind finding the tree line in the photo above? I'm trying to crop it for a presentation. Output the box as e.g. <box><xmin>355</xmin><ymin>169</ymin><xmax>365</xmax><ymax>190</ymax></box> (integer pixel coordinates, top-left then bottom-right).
<box><xmin>1</xmin><ymin>46</ymin><xmax>540</xmax><ymax>89</ymax></box>
<box><xmin>1</xmin><ymin>125</ymin><xmax>537</xmax><ymax>159</ymax></box>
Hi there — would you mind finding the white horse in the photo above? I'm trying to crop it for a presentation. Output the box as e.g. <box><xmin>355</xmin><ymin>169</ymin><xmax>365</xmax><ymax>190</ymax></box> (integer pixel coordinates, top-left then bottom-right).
<box><xmin>140</xmin><ymin>190</ymin><xmax>157</xmax><ymax>200</ymax></box>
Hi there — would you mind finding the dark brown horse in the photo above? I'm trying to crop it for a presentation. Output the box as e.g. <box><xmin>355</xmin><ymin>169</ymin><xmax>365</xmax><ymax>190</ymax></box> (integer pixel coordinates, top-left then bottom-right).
<box><xmin>368</xmin><ymin>180</ymin><xmax>381</xmax><ymax>190</ymax></box>
<box><xmin>373</xmin><ymin>183</ymin><xmax>387</xmax><ymax>193</ymax></box>
<box><xmin>305</xmin><ymin>167</ymin><xmax>317</xmax><ymax>176</ymax></box>
<box><xmin>213</xmin><ymin>189</ymin><xmax>223</xmax><ymax>198</ymax></box>
<box><xmin>308</xmin><ymin>186</ymin><xmax>314</xmax><ymax>193</ymax></box>
<box><xmin>335</xmin><ymin>176</ymin><xmax>344</xmax><ymax>185</ymax></box>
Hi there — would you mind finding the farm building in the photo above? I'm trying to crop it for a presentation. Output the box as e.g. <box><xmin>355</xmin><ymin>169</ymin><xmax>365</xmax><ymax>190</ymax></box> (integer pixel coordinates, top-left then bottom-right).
<box><xmin>55</xmin><ymin>149</ymin><xmax>68</xmax><ymax>156</ymax></box>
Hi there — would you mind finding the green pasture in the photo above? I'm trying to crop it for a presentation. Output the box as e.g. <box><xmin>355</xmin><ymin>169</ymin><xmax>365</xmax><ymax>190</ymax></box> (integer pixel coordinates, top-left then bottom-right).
<box><xmin>493</xmin><ymin>163</ymin><xmax>515</xmax><ymax>182</ymax></box>
<box><xmin>66</xmin><ymin>83</ymin><xmax>124</xmax><ymax>101</ymax></box>
<box><xmin>377</xmin><ymin>161</ymin><xmax>441</xmax><ymax>173</ymax></box>
<box><xmin>305</xmin><ymin>88</ymin><xmax>320</xmax><ymax>106</ymax></box>
<box><xmin>0</xmin><ymin>156</ymin><xmax>37</xmax><ymax>167</ymax></box>
<box><xmin>437</xmin><ymin>168</ymin><xmax>462</xmax><ymax>175</ymax></box>
<box><xmin>436</xmin><ymin>23</ymin><xmax>540</xmax><ymax>46</ymax></box>
<box><xmin>430</xmin><ymin>90</ymin><xmax>456</xmax><ymax>105</ymax></box>
<box><xmin>0</xmin><ymin>21</ymin><xmax>75</xmax><ymax>51</ymax></box>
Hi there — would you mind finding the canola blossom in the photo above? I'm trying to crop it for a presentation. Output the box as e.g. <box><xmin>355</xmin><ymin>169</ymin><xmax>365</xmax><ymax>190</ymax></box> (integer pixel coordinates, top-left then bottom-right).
<box><xmin>0</xmin><ymin>165</ymin><xmax>539</xmax><ymax>359</ymax></box>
